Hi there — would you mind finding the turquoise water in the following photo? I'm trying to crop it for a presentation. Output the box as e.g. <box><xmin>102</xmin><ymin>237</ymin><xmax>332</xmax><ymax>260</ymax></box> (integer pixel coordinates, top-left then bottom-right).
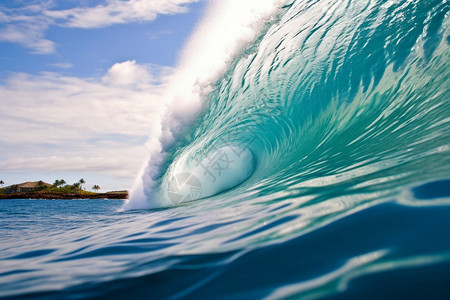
<box><xmin>2</xmin><ymin>0</ymin><xmax>450</xmax><ymax>298</ymax></box>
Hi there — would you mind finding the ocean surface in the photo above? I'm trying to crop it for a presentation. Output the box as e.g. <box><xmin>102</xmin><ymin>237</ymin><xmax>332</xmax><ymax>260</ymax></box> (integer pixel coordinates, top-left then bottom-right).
<box><xmin>1</xmin><ymin>0</ymin><xmax>450</xmax><ymax>298</ymax></box>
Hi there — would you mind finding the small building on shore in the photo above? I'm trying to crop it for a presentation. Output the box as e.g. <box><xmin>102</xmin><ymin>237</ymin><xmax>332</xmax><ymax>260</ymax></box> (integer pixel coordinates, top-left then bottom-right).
<box><xmin>6</xmin><ymin>181</ymin><xmax>52</xmax><ymax>194</ymax></box>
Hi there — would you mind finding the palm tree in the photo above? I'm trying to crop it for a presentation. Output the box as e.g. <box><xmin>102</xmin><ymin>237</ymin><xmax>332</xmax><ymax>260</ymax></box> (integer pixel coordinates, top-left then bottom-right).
<box><xmin>79</xmin><ymin>178</ymin><xmax>86</xmax><ymax>190</ymax></box>
<box><xmin>35</xmin><ymin>180</ymin><xmax>47</xmax><ymax>191</ymax></box>
<box><xmin>0</xmin><ymin>180</ymin><xmax>4</xmax><ymax>187</ymax></box>
<box><xmin>92</xmin><ymin>185</ymin><xmax>100</xmax><ymax>192</ymax></box>
<box><xmin>53</xmin><ymin>179</ymin><xmax>60</xmax><ymax>188</ymax></box>
<box><xmin>59</xmin><ymin>179</ymin><xmax>66</xmax><ymax>187</ymax></box>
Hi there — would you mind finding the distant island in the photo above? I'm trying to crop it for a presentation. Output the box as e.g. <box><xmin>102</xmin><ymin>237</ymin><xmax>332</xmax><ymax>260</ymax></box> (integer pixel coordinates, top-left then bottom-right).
<box><xmin>0</xmin><ymin>180</ymin><xmax>128</xmax><ymax>200</ymax></box>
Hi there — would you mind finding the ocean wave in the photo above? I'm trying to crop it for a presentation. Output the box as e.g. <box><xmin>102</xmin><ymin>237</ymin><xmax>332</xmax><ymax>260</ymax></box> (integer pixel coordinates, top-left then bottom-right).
<box><xmin>125</xmin><ymin>0</ymin><xmax>449</xmax><ymax>210</ymax></box>
<box><xmin>2</xmin><ymin>1</ymin><xmax>449</xmax><ymax>298</ymax></box>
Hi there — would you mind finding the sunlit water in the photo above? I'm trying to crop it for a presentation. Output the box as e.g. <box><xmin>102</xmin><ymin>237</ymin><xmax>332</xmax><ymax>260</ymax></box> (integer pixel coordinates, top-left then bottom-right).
<box><xmin>1</xmin><ymin>0</ymin><xmax>450</xmax><ymax>298</ymax></box>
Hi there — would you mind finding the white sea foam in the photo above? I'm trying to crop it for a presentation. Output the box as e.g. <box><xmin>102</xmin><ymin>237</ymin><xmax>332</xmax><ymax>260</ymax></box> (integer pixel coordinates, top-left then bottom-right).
<box><xmin>123</xmin><ymin>0</ymin><xmax>287</xmax><ymax>210</ymax></box>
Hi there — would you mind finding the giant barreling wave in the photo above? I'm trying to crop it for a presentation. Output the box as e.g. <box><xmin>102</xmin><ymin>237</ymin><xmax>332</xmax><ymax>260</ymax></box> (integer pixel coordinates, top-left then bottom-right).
<box><xmin>124</xmin><ymin>0</ymin><xmax>449</xmax><ymax>210</ymax></box>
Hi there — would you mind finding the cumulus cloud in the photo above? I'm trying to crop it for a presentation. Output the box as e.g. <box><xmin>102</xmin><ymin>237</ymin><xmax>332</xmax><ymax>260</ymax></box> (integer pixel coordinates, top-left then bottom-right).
<box><xmin>0</xmin><ymin>61</ymin><xmax>171</xmax><ymax>180</ymax></box>
<box><xmin>103</xmin><ymin>60</ymin><xmax>153</xmax><ymax>87</ymax></box>
<box><xmin>0</xmin><ymin>0</ymin><xmax>198</xmax><ymax>54</ymax></box>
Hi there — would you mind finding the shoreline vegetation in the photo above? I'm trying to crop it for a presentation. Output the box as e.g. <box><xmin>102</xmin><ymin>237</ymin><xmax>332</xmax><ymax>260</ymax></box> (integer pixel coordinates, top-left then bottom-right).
<box><xmin>0</xmin><ymin>179</ymin><xmax>128</xmax><ymax>200</ymax></box>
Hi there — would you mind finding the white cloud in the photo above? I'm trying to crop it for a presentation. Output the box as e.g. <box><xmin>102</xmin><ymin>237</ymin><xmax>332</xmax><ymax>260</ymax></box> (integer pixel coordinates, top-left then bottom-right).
<box><xmin>0</xmin><ymin>0</ymin><xmax>199</xmax><ymax>54</ymax></box>
<box><xmin>0</xmin><ymin>152</ymin><xmax>143</xmax><ymax>179</ymax></box>
<box><xmin>102</xmin><ymin>60</ymin><xmax>152</xmax><ymax>87</ymax></box>
<box><xmin>0</xmin><ymin>17</ymin><xmax>55</xmax><ymax>54</ymax></box>
<box><xmin>46</xmin><ymin>0</ymin><xmax>198</xmax><ymax>29</ymax></box>
<box><xmin>0</xmin><ymin>61</ymin><xmax>171</xmax><ymax>180</ymax></box>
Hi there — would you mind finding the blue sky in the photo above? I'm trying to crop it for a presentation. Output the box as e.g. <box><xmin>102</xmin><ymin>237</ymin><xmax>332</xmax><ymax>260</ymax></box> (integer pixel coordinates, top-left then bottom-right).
<box><xmin>1</xmin><ymin>0</ymin><xmax>205</xmax><ymax>78</ymax></box>
<box><xmin>0</xmin><ymin>0</ymin><xmax>207</xmax><ymax>191</ymax></box>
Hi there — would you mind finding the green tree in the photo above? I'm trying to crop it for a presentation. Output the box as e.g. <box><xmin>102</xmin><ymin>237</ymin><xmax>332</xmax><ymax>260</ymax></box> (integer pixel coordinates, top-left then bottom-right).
<box><xmin>92</xmin><ymin>185</ymin><xmax>100</xmax><ymax>192</ymax></box>
<box><xmin>72</xmin><ymin>182</ymin><xmax>81</xmax><ymax>194</ymax></box>
<box><xmin>0</xmin><ymin>180</ymin><xmax>4</xmax><ymax>187</ymax></box>
<box><xmin>79</xmin><ymin>178</ymin><xmax>86</xmax><ymax>190</ymax></box>
<box><xmin>53</xmin><ymin>179</ymin><xmax>60</xmax><ymax>188</ymax></box>
<box><xmin>11</xmin><ymin>185</ymin><xmax>19</xmax><ymax>193</ymax></box>
<box><xmin>34</xmin><ymin>180</ymin><xmax>47</xmax><ymax>191</ymax></box>
<box><xmin>59</xmin><ymin>179</ymin><xmax>66</xmax><ymax>187</ymax></box>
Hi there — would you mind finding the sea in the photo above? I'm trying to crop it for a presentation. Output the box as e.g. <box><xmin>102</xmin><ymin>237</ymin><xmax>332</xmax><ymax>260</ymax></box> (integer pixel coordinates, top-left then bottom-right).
<box><xmin>1</xmin><ymin>0</ymin><xmax>450</xmax><ymax>298</ymax></box>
